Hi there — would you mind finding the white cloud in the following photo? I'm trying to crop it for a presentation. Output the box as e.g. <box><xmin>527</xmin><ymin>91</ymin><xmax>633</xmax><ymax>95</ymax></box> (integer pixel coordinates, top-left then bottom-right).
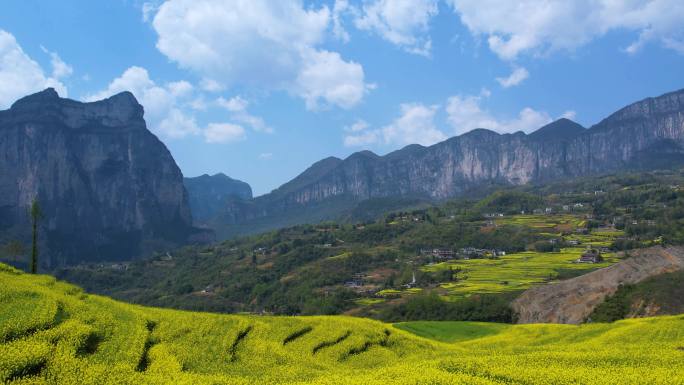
<box><xmin>40</xmin><ymin>46</ymin><xmax>73</xmax><ymax>79</ymax></box>
<box><xmin>149</xmin><ymin>0</ymin><xmax>371</xmax><ymax>109</ymax></box>
<box><xmin>446</xmin><ymin>92</ymin><xmax>556</xmax><ymax>135</ymax></box>
<box><xmin>344</xmin><ymin>103</ymin><xmax>446</xmax><ymax>147</ymax></box>
<box><xmin>496</xmin><ymin>67</ymin><xmax>529</xmax><ymax>88</ymax></box>
<box><xmin>0</xmin><ymin>30</ymin><xmax>68</xmax><ymax>109</ymax></box>
<box><xmin>560</xmin><ymin>110</ymin><xmax>577</xmax><ymax>120</ymax></box>
<box><xmin>258</xmin><ymin>152</ymin><xmax>273</xmax><ymax>160</ymax></box>
<box><xmin>295</xmin><ymin>50</ymin><xmax>372</xmax><ymax>110</ymax></box>
<box><xmin>354</xmin><ymin>0</ymin><xmax>438</xmax><ymax>56</ymax></box>
<box><xmin>332</xmin><ymin>0</ymin><xmax>351</xmax><ymax>43</ymax></box>
<box><xmin>157</xmin><ymin>108</ymin><xmax>200</xmax><ymax>138</ymax></box>
<box><xmin>344</xmin><ymin>129</ymin><xmax>380</xmax><ymax>147</ymax></box>
<box><xmin>200</xmin><ymin>78</ymin><xmax>224</xmax><ymax>92</ymax></box>
<box><xmin>141</xmin><ymin>2</ymin><xmax>159</xmax><ymax>22</ymax></box>
<box><xmin>203</xmin><ymin>123</ymin><xmax>246</xmax><ymax>143</ymax></box>
<box><xmin>217</xmin><ymin>96</ymin><xmax>272</xmax><ymax>133</ymax></box>
<box><xmin>344</xmin><ymin>119</ymin><xmax>369</xmax><ymax>132</ymax></box>
<box><xmin>381</xmin><ymin>103</ymin><xmax>446</xmax><ymax>145</ymax></box>
<box><xmin>167</xmin><ymin>80</ymin><xmax>193</xmax><ymax>97</ymax></box>
<box><xmin>447</xmin><ymin>0</ymin><xmax>684</xmax><ymax>60</ymax></box>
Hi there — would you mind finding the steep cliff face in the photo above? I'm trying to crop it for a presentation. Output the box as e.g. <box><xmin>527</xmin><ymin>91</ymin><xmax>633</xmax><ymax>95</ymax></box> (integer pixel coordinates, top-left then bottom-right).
<box><xmin>218</xmin><ymin>88</ymin><xmax>684</xmax><ymax>237</ymax></box>
<box><xmin>0</xmin><ymin>88</ymin><xmax>201</xmax><ymax>266</ymax></box>
<box><xmin>184</xmin><ymin>173</ymin><xmax>252</xmax><ymax>223</ymax></box>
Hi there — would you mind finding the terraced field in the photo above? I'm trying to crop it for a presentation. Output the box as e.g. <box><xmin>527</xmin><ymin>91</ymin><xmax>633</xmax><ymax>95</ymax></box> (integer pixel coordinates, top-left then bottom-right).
<box><xmin>422</xmin><ymin>248</ymin><xmax>621</xmax><ymax>298</ymax></box>
<box><xmin>2</xmin><ymin>263</ymin><xmax>683</xmax><ymax>384</ymax></box>
<box><xmin>420</xmin><ymin>218</ymin><xmax>627</xmax><ymax>299</ymax></box>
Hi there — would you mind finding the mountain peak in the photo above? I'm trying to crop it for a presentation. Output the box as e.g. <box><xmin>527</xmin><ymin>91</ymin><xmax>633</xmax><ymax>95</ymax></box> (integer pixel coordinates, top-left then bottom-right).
<box><xmin>5</xmin><ymin>88</ymin><xmax>145</xmax><ymax>129</ymax></box>
<box><xmin>529</xmin><ymin>118</ymin><xmax>585</xmax><ymax>141</ymax></box>
<box><xmin>10</xmin><ymin>88</ymin><xmax>60</xmax><ymax>109</ymax></box>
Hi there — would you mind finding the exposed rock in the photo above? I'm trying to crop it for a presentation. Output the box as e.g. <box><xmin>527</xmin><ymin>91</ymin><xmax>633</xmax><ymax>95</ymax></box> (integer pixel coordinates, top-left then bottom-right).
<box><xmin>218</xmin><ymin>89</ymin><xmax>684</xmax><ymax>238</ymax></box>
<box><xmin>0</xmin><ymin>88</ymin><xmax>205</xmax><ymax>266</ymax></box>
<box><xmin>512</xmin><ymin>246</ymin><xmax>684</xmax><ymax>324</ymax></box>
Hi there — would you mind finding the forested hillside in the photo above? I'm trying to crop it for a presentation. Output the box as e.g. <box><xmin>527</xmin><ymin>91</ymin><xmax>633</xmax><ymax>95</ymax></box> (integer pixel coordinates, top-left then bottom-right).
<box><xmin>57</xmin><ymin>171</ymin><xmax>684</xmax><ymax>322</ymax></box>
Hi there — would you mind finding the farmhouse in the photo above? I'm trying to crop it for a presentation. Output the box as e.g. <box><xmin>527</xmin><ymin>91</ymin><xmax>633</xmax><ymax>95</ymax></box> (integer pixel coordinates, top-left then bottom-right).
<box><xmin>344</xmin><ymin>273</ymin><xmax>366</xmax><ymax>288</ymax></box>
<box><xmin>420</xmin><ymin>248</ymin><xmax>455</xmax><ymax>260</ymax></box>
<box><xmin>578</xmin><ymin>248</ymin><xmax>603</xmax><ymax>263</ymax></box>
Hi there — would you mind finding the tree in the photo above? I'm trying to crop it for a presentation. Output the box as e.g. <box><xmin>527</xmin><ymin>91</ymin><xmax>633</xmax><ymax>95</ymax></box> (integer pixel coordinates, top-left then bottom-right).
<box><xmin>29</xmin><ymin>199</ymin><xmax>42</xmax><ymax>274</ymax></box>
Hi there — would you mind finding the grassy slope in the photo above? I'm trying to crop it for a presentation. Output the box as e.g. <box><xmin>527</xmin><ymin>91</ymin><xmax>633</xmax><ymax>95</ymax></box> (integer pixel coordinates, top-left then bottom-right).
<box><xmin>1</xmin><ymin>264</ymin><xmax>684</xmax><ymax>384</ymax></box>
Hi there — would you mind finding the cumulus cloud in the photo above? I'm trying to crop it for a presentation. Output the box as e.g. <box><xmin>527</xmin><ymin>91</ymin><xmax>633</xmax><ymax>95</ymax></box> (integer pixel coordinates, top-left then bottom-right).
<box><xmin>447</xmin><ymin>0</ymin><xmax>684</xmax><ymax>60</ymax></box>
<box><xmin>203</xmin><ymin>122</ymin><xmax>246</xmax><ymax>143</ymax></box>
<box><xmin>354</xmin><ymin>0</ymin><xmax>438</xmax><ymax>56</ymax></box>
<box><xmin>0</xmin><ymin>30</ymin><xmax>68</xmax><ymax>109</ymax></box>
<box><xmin>149</xmin><ymin>0</ymin><xmax>371</xmax><ymax>109</ymax></box>
<box><xmin>217</xmin><ymin>96</ymin><xmax>272</xmax><ymax>133</ymax></box>
<box><xmin>445</xmin><ymin>92</ymin><xmax>571</xmax><ymax>135</ymax></box>
<box><xmin>344</xmin><ymin>103</ymin><xmax>446</xmax><ymax>147</ymax></box>
<box><xmin>295</xmin><ymin>50</ymin><xmax>373</xmax><ymax>110</ymax></box>
<box><xmin>496</xmin><ymin>67</ymin><xmax>529</xmax><ymax>88</ymax></box>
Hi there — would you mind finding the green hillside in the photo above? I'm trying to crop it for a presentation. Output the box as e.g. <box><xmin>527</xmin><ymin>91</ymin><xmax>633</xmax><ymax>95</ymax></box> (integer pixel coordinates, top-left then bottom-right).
<box><xmin>2</xmin><ymin>264</ymin><xmax>684</xmax><ymax>384</ymax></box>
<box><xmin>54</xmin><ymin>170</ymin><xmax>684</xmax><ymax>321</ymax></box>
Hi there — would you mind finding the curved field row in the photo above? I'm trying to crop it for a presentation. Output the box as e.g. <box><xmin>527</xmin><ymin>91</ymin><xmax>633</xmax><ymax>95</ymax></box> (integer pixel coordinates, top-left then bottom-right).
<box><xmin>1</xmin><ymin>264</ymin><xmax>683</xmax><ymax>384</ymax></box>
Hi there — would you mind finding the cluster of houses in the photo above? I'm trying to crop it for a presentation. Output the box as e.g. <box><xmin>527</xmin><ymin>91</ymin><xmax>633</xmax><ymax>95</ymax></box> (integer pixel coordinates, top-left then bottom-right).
<box><xmin>420</xmin><ymin>247</ymin><xmax>505</xmax><ymax>261</ymax></box>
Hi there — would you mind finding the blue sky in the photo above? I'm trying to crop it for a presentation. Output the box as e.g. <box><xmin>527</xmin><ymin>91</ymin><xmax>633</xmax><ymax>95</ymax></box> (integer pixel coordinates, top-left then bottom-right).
<box><xmin>2</xmin><ymin>0</ymin><xmax>684</xmax><ymax>195</ymax></box>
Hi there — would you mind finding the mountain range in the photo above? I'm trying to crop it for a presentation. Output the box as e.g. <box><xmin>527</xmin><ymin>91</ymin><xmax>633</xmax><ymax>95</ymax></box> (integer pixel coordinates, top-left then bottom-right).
<box><xmin>207</xmin><ymin>88</ymin><xmax>684</xmax><ymax>238</ymax></box>
<box><xmin>2</xmin><ymin>87</ymin><xmax>684</xmax><ymax>264</ymax></box>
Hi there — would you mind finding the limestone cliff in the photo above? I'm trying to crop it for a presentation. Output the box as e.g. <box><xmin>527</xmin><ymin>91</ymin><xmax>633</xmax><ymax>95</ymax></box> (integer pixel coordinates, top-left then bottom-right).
<box><xmin>217</xmin><ymin>89</ymin><xmax>684</xmax><ymax>237</ymax></box>
<box><xmin>0</xmin><ymin>88</ymin><xmax>203</xmax><ymax>266</ymax></box>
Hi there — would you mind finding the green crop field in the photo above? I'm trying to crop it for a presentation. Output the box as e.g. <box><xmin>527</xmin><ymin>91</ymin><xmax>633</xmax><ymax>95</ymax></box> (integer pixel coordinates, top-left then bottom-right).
<box><xmin>1</xmin><ymin>263</ymin><xmax>683</xmax><ymax>384</ymax></box>
<box><xmin>420</xmin><ymin>248</ymin><xmax>621</xmax><ymax>298</ymax></box>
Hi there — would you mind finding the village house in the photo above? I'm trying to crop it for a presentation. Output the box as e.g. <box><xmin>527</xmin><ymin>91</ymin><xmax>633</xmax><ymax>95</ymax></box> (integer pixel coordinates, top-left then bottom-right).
<box><xmin>577</xmin><ymin>248</ymin><xmax>603</xmax><ymax>263</ymax></box>
<box><xmin>344</xmin><ymin>273</ymin><xmax>366</xmax><ymax>288</ymax></box>
<box><xmin>421</xmin><ymin>248</ymin><xmax>455</xmax><ymax>260</ymax></box>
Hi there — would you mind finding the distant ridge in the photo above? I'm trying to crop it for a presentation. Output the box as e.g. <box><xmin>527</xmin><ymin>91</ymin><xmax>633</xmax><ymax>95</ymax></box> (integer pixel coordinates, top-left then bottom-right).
<box><xmin>213</xmin><ymin>88</ymin><xmax>684</xmax><ymax>238</ymax></box>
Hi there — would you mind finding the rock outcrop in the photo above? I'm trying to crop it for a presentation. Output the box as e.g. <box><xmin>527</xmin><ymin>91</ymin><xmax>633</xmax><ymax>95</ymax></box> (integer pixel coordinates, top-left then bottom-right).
<box><xmin>217</xmin><ymin>88</ymin><xmax>684</xmax><ymax>237</ymax></box>
<box><xmin>0</xmin><ymin>88</ymin><xmax>203</xmax><ymax>266</ymax></box>
<box><xmin>512</xmin><ymin>247</ymin><xmax>684</xmax><ymax>324</ymax></box>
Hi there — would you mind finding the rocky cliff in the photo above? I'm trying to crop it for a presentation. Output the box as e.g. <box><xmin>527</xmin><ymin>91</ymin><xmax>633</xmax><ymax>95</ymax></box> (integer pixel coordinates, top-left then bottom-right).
<box><xmin>512</xmin><ymin>246</ymin><xmax>684</xmax><ymax>324</ymax></box>
<box><xmin>184</xmin><ymin>173</ymin><xmax>252</xmax><ymax>223</ymax></box>
<box><xmin>216</xmin><ymin>88</ymin><xmax>684</xmax><ymax>237</ymax></box>
<box><xmin>0</xmin><ymin>88</ymin><xmax>204</xmax><ymax>266</ymax></box>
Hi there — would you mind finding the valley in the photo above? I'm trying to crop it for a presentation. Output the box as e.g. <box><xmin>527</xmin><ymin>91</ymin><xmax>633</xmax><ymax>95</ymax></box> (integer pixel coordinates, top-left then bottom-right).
<box><xmin>3</xmin><ymin>3</ymin><xmax>684</xmax><ymax>384</ymax></box>
<box><xmin>57</xmin><ymin>171</ymin><xmax>682</xmax><ymax>323</ymax></box>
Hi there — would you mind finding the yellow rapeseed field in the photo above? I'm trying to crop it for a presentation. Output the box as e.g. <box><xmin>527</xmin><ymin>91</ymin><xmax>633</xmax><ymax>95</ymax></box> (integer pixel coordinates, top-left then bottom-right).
<box><xmin>1</xmin><ymin>263</ymin><xmax>683</xmax><ymax>384</ymax></box>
